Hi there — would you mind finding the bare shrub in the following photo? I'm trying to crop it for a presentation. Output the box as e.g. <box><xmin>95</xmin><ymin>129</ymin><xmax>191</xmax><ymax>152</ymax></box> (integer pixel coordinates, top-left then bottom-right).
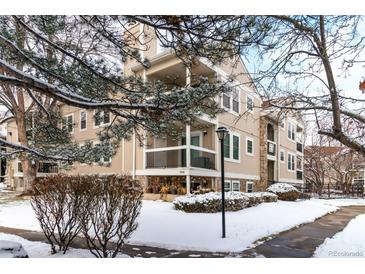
<box><xmin>79</xmin><ymin>175</ymin><xmax>143</xmax><ymax>258</ymax></box>
<box><xmin>31</xmin><ymin>175</ymin><xmax>85</xmax><ymax>254</ymax></box>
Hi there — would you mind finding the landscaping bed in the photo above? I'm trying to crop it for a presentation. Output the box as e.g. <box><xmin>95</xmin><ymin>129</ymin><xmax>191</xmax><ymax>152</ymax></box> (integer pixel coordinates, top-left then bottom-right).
<box><xmin>267</xmin><ymin>183</ymin><xmax>300</xmax><ymax>201</ymax></box>
<box><xmin>173</xmin><ymin>192</ymin><xmax>278</xmax><ymax>213</ymax></box>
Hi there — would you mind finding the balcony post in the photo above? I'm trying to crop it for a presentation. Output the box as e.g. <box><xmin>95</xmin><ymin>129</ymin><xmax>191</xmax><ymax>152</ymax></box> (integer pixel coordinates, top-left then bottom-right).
<box><xmin>186</xmin><ymin>124</ymin><xmax>191</xmax><ymax>194</ymax></box>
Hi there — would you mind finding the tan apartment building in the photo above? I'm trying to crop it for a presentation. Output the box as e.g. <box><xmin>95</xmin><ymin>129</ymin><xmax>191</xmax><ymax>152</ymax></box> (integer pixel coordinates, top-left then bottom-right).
<box><xmin>304</xmin><ymin>146</ymin><xmax>365</xmax><ymax>194</ymax></box>
<box><xmin>3</xmin><ymin>23</ymin><xmax>305</xmax><ymax>195</ymax></box>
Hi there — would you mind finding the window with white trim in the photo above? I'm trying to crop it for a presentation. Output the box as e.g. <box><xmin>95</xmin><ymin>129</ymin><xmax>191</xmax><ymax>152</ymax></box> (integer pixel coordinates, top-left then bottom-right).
<box><xmin>246</xmin><ymin>182</ymin><xmax>254</xmax><ymax>193</ymax></box>
<box><xmin>224</xmin><ymin>180</ymin><xmax>231</xmax><ymax>192</ymax></box>
<box><xmin>232</xmin><ymin>88</ymin><xmax>239</xmax><ymax>113</ymax></box>
<box><xmin>224</xmin><ymin>133</ymin><xmax>230</xmax><ymax>159</ymax></box>
<box><xmin>93</xmin><ymin>142</ymin><xmax>112</xmax><ymax>164</ymax></box>
<box><xmin>296</xmin><ymin>155</ymin><xmax>303</xmax><ymax>171</ymax></box>
<box><xmin>246</xmin><ymin>95</ymin><xmax>254</xmax><ymax>112</ymax></box>
<box><xmin>222</xmin><ymin>90</ymin><xmax>231</xmax><ymax>109</ymax></box>
<box><xmin>156</xmin><ymin>29</ymin><xmax>172</xmax><ymax>54</ymax></box>
<box><xmin>288</xmin><ymin>152</ymin><xmax>295</xmax><ymax>171</ymax></box>
<box><xmin>280</xmin><ymin>149</ymin><xmax>285</xmax><ymax>162</ymax></box>
<box><xmin>224</xmin><ymin>180</ymin><xmax>241</xmax><ymax>192</ymax></box>
<box><xmin>232</xmin><ymin>135</ymin><xmax>240</xmax><ymax>160</ymax></box>
<box><xmin>80</xmin><ymin>110</ymin><xmax>87</xmax><ymax>131</ymax></box>
<box><xmin>222</xmin><ymin>87</ymin><xmax>240</xmax><ymax>114</ymax></box>
<box><xmin>62</xmin><ymin>114</ymin><xmax>74</xmax><ymax>134</ymax></box>
<box><xmin>232</xmin><ymin>180</ymin><xmax>240</xmax><ymax>192</ymax></box>
<box><xmin>224</xmin><ymin>132</ymin><xmax>240</xmax><ymax>161</ymax></box>
<box><xmin>246</xmin><ymin>137</ymin><xmax>254</xmax><ymax>156</ymax></box>
<box><xmin>287</xmin><ymin>121</ymin><xmax>295</xmax><ymax>141</ymax></box>
<box><xmin>94</xmin><ymin>110</ymin><xmax>111</xmax><ymax>127</ymax></box>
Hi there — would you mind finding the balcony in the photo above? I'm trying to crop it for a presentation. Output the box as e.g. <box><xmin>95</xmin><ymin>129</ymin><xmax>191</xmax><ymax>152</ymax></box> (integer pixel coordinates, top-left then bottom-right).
<box><xmin>145</xmin><ymin>122</ymin><xmax>216</xmax><ymax>171</ymax></box>
<box><xmin>267</xmin><ymin>140</ymin><xmax>276</xmax><ymax>156</ymax></box>
<box><xmin>296</xmin><ymin>142</ymin><xmax>303</xmax><ymax>153</ymax></box>
<box><xmin>146</xmin><ymin>147</ymin><xmax>186</xmax><ymax>168</ymax></box>
<box><xmin>145</xmin><ymin>146</ymin><xmax>216</xmax><ymax>170</ymax></box>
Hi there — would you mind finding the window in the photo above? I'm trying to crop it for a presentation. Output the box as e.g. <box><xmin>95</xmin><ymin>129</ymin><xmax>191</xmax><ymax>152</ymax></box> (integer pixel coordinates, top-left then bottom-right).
<box><xmin>288</xmin><ymin>153</ymin><xmax>295</xmax><ymax>171</ymax></box>
<box><xmin>232</xmin><ymin>180</ymin><xmax>240</xmax><ymax>192</ymax></box>
<box><xmin>221</xmin><ymin>87</ymin><xmax>240</xmax><ymax>114</ymax></box>
<box><xmin>246</xmin><ymin>95</ymin><xmax>254</xmax><ymax>112</ymax></box>
<box><xmin>225</xmin><ymin>180</ymin><xmax>241</xmax><ymax>192</ymax></box>
<box><xmin>296</xmin><ymin>156</ymin><xmax>303</xmax><ymax>171</ymax></box>
<box><xmin>232</xmin><ymin>135</ymin><xmax>240</xmax><ymax>160</ymax></box>
<box><xmin>232</xmin><ymin>88</ymin><xmax>239</xmax><ymax>113</ymax></box>
<box><xmin>287</xmin><ymin>122</ymin><xmax>295</xmax><ymax>141</ymax></box>
<box><xmin>222</xmin><ymin>91</ymin><xmax>231</xmax><ymax>109</ymax></box>
<box><xmin>62</xmin><ymin>114</ymin><xmax>74</xmax><ymax>134</ymax></box>
<box><xmin>18</xmin><ymin>161</ymin><xmax>58</xmax><ymax>173</ymax></box>
<box><xmin>223</xmin><ymin>132</ymin><xmax>240</xmax><ymax>162</ymax></box>
<box><xmin>94</xmin><ymin>110</ymin><xmax>111</xmax><ymax>127</ymax></box>
<box><xmin>93</xmin><ymin>142</ymin><xmax>111</xmax><ymax>164</ymax></box>
<box><xmin>224</xmin><ymin>180</ymin><xmax>231</xmax><ymax>192</ymax></box>
<box><xmin>80</xmin><ymin>110</ymin><xmax>87</xmax><ymax>131</ymax></box>
<box><xmin>156</xmin><ymin>29</ymin><xmax>172</xmax><ymax>54</ymax></box>
<box><xmin>353</xmin><ymin>172</ymin><xmax>365</xmax><ymax>185</ymax></box>
<box><xmin>280</xmin><ymin>149</ymin><xmax>285</xmax><ymax>162</ymax></box>
<box><xmin>246</xmin><ymin>137</ymin><xmax>254</xmax><ymax>156</ymax></box>
<box><xmin>246</xmin><ymin>182</ymin><xmax>254</xmax><ymax>193</ymax></box>
<box><xmin>224</xmin><ymin>133</ymin><xmax>230</xmax><ymax>158</ymax></box>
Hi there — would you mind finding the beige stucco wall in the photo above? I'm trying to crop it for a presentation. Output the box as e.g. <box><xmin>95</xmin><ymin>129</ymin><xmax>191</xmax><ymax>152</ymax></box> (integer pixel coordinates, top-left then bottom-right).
<box><xmin>4</xmin><ymin>22</ymin><xmax>305</xmax><ymax>192</ymax></box>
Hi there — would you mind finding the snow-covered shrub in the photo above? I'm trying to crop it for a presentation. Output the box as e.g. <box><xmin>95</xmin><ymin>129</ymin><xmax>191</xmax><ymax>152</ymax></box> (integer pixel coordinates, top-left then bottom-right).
<box><xmin>31</xmin><ymin>174</ymin><xmax>86</xmax><ymax>254</ymax></box>
<box><xmin>245</xmin><ymin>192</ymin><xmax>278</xmax><ymax>205</ymax></box>
<box><xmin>299</xmin><ymin>192</ymin><xmax>312</xmax><ymax>200</ymax></box>
<box><xmin>0</xmin><ymin>240</ymin><xmax>28</xmax><ymax>258</ymax></box>
<box><xmin>79</xmin><ymin>175</ymin><xmax>143</xmax><ymax>258</ymax></box>
<box><xmin>267</xmin><ymin>183</ymin><xmax>300</xmax><ymax>201</ymax></box>
<box><xmin>173</xmin><ymin>191</ymin><xmax>277</xmax><ymax>213</ymax></box>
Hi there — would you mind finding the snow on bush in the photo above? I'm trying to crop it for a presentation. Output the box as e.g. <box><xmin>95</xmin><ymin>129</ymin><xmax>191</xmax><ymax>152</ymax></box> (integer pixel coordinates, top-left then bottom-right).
<box><xmin>0</xmin><ymin>240</ymin><xmax>28</xmax><ymax>258</ymax></box>
<box><xmin>173</xmin><ymin>192</ymin><xmax>277</xmax><ymax>213</ymax></box>
<box><xmin>267</xmin><ymin>183</ymin><xmax>300</xmax><ymax>201</ymax></box>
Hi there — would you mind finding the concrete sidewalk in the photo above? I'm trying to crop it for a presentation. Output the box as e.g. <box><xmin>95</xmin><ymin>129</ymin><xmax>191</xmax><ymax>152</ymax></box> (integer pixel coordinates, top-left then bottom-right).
<box><xmin>0</xmin><ymin>206</ymin><xmax>364</xmax><ymax>258</ymax></box>
<box><xmin>241</xmin><ymin>206</ymin><xmax>365</xmax><ymax>258</ymax></box>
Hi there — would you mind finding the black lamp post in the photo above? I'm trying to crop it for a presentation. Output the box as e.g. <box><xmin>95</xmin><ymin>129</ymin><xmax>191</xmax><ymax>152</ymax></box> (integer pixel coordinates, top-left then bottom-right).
<box><xmin>216</xmin><ymin>126</ymin><xmax>228</xmax><ymax>238</ymax></box>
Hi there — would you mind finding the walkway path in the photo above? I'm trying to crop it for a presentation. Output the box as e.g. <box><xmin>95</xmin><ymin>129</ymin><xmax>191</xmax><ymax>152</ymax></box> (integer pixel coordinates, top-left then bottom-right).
<box><xmin>0</xmin><ymin>206</ymin><xmax>364</xmax><ymax>258</ymax></box>
<box><xmin>240</xmin><ymin>205</ymin><xmax>365</xmax><ymax>258</ymax></box>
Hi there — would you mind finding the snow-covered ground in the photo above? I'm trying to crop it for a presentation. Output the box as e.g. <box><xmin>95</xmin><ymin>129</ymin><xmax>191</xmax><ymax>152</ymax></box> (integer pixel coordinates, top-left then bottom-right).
<box><xmin>0</xmin><ymin>233</ymin><xmax>96</xmax><ymax>258</ymax></box>
<box><xmin>0</xmin><ymin>232</ymin><xmax>130</xmax><ymax>258</ymax></box>
<box><xmin>2</xmin><ymin>198</ymin><xmax>363</xmax><ymax>252</ymax></box>
<box><xmin>314</xmin><ymin>213</ymin><xmax>365</xmax><ymax>258</ymax></box>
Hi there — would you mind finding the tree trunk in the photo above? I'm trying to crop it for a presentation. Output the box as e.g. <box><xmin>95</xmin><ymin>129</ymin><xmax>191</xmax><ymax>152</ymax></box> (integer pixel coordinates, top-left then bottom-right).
<box><xmin>15</xmin><ymin>110</ymin><xmax>36</xmax><ymax>191</ymax></box>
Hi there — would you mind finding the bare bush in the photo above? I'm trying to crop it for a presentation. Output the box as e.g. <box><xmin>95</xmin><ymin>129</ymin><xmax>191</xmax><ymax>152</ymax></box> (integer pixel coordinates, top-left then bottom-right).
<box><xmin>31</xmin><ymin>175</ymin><xmax>85</xmax><ymax>254</ymax></box>
<box><xmin>79</xmin><ymin>175</ymin><xmax>143</xmax><ymax>258</ymax></box>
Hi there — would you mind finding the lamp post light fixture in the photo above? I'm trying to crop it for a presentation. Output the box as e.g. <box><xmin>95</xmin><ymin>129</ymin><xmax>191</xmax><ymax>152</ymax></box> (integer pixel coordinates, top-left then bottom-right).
<box><xmin>216</xmin><ymin>126</ymin><xmax>228</xmax><ymax>238</ymax></box>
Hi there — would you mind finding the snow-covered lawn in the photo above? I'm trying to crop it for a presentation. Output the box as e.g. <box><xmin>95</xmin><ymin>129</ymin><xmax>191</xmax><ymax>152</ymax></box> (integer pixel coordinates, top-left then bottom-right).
<box><xmin>314</xmin><ymin>213</ymin><xmax>365</xmax><ymax>258</ymax></box>
<box><xmin>2</xmin><ymin>198</ymin><xmax>363</xmax><ymax>252</ymax></box>
<box><xmin>0</xmin><ymin>233</ymin><xmax>97</xmax><ymax>258</ymax></box>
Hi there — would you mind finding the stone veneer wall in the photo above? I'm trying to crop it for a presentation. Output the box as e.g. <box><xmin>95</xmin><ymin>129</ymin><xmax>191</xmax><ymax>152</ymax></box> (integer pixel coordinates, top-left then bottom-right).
<box><xmin>258</xmin><ymin>116</ymin><xmax>269</xmax><ymax>191</ymax></box>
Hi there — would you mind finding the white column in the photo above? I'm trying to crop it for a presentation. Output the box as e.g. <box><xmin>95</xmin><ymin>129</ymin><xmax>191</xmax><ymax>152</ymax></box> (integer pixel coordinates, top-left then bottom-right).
<box><xmin>186</xmin><ymin>175</ymin><xmax>191</xmax><ymax>194</ymax></box>
<box><xmin>215</xmin><ymin>124</ymin><xmax>219</xmax><ymax>171</ymax></box>
<box><xmin>186</xmin><ymin>124</ymin><xmax>191</xmax><ymax>194</ymax></box>
<box><xmin>186</xmin><ymin>124</ymin><xmax>191</xmax><ymax>168</ymax></box>
<box><xmin>132</xmin><ymin>131</ymin><xmax>136</xmax><ymax>179</ymax></box>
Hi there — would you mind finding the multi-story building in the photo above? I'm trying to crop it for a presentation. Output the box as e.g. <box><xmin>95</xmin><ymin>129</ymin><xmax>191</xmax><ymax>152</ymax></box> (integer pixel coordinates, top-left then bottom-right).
<box><xmin>3</xmin><ymin>23</ymin><xmax>305</xmax><ymax>195</ymax></box>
